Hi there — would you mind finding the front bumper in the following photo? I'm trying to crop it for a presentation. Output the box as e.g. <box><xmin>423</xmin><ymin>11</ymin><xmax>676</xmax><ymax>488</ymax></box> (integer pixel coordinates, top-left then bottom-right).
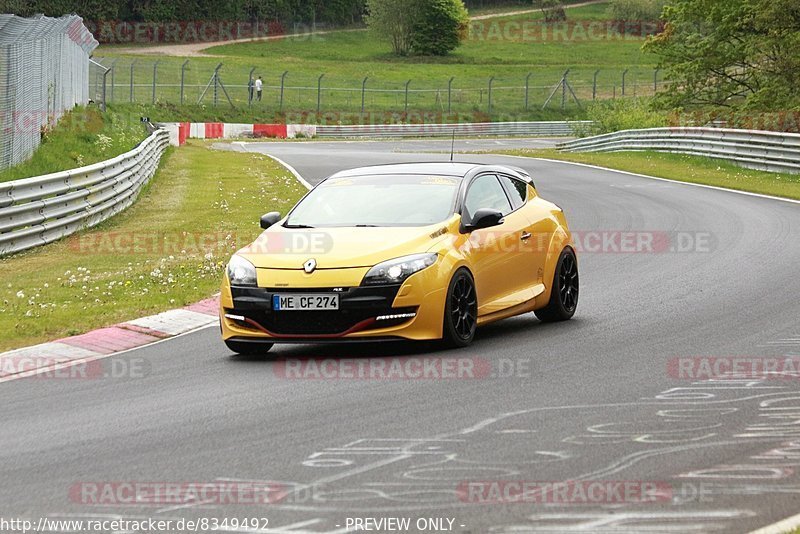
<box><xmin>220</xmin><ymin>271</ymin><xmax>447</xmax><ymax>343</ymax></box>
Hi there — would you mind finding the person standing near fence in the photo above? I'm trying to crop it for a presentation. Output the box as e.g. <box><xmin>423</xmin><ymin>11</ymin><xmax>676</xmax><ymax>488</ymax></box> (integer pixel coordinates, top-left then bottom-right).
<box><xmin>255</xmin><ymin>77</ymin><xmax>263</xmax><ymax>102</ymax></box>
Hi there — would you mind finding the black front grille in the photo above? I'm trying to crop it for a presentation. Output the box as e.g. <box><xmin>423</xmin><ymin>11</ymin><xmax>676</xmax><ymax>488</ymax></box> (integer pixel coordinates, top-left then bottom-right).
<box><xmin>229</xmin><ymin>285</ymin><xmax>414</xmax><ymax>336</ymax></box>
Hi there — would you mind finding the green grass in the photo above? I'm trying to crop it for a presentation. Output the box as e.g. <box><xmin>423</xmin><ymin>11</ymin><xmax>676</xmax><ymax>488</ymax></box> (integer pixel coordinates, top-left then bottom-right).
<box><xmin>0</xmin><ymin>107</ymin><xmax>148</xmax><ymax>183</ymax></box>
<box><xmin>93</xmin><ymin>2</ymin><xmax>657</xmax><ymax>120</ymax></box>
<box><xmin>497</xmin><ymin>149</ymin><xmax>800</xmax><ymax>200</ymax></box>
<box><xmin>0</xmin><ymin>141</ymin><xmax>307</xmax><ymax>351</ymax></box>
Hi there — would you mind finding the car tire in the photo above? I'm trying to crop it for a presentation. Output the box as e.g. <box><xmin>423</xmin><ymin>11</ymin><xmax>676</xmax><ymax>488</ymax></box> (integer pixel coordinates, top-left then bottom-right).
<box><xmin>442</xmin><ymin>268</ymin><xmax>478</xmax><ymax>348</ymax></box>
<box><xmin>224</xmin><ymin>340</ymin><xmax>274</xmax><ymax>355</ymax></box>
<box><xmin>535</xmin><ymin>247</ymin><xmax>579</xmax><ymax>323</ymax></box>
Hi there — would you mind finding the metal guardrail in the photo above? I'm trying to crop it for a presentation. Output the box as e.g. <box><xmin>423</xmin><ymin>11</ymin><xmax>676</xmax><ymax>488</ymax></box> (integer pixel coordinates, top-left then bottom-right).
<box><xmin>316</xmin><ymin>121</ymin><xmax>589</xmax><ymax>139</ymax></box>
<box><xmin>557</xmin><ymin>127</ymin><xmax>800</xmax><ymax>174</ymax></box>
<box><xmin>0</xmin><ymin>129</ymin><xmax>170</xmax><ymax>256</ymax></box>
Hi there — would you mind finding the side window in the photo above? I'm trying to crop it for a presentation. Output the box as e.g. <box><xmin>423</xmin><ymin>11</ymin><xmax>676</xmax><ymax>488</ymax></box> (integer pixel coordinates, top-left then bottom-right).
<box><xmin>464</xmin><ymin>174</ymin><xmax>512</xmax><ymax>217</ymax></box>
<box><xmin>499</xmin><ymin>175</ymin><xmax>528</xmax><ymax>206</ymax></box>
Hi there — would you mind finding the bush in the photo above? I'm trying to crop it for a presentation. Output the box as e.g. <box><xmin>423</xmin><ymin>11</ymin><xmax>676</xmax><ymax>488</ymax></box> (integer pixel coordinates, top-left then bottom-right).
<box><xmin>411</xmin><ymin>0</ymin><xmax>469</xmax><ymax>56</ymax></box>
<box><xmin>607</xmin><ymin>0</ymin><xmax>665</xmax><ymax>22</ymax></box>
<box><xmin>578</xmin><ymin>98</ymin><xmax>669</xmax><ymax>136</ymax></box>
<box><xmin>534</xmin><ymin>0</ymin><xmax>566</xmax><ymax>22</ymax></box>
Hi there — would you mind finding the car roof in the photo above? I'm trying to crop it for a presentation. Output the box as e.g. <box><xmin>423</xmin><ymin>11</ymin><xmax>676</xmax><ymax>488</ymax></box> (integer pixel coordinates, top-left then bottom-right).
<box><xmin>327</xmin><ymin>162</ymin><xmax>530</xmax><ymax>181</ymax></box>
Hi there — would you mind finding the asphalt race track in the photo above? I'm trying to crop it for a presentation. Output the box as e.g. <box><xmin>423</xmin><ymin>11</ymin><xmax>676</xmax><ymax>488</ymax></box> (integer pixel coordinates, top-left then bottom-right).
<box><xmin>2</xmin><ymin>138</ymin><xmax>800</xmax><ymax>533</ymax></box>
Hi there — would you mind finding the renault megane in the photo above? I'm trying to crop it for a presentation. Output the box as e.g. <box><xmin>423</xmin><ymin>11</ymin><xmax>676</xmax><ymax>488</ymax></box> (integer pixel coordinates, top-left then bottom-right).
<box><xmin>220</xmin><ymin>162</ymin><xmax>578</xmax><ymax>353</ymax></box>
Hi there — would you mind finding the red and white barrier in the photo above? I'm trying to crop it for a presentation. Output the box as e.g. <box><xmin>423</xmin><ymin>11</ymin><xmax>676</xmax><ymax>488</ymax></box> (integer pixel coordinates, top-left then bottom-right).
<box><xmin>160</xmin><ymin>122</ymin><xmax>318</xmax><ymax>146</ymax></box>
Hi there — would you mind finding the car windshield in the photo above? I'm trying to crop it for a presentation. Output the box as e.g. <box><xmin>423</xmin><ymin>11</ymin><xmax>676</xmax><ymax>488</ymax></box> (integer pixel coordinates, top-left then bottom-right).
<box><xmin>285</xmin><ymin>174</ymin><xmax>461</xmax><ymax>227</ymax></box>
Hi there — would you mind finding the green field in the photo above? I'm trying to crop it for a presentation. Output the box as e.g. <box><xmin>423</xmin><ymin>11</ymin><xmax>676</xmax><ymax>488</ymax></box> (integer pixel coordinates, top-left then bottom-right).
<box><xmin>497</xmin><ymin>149</ymin><xmax>800</xmax><ymax>200</ymax></box>
<box><xmin>0</xmin><ymin>141</ymin><xmax>306</xmax><ymax>351</ymax></box>
<box><xmin>94</xmin><ymin>2</ymin><xmax>658</xmax><ymax>121</ymax></box>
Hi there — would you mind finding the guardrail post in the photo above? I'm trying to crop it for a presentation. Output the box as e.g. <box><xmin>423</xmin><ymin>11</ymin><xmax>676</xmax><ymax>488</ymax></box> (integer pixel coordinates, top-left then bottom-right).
<box><xmin>361</xmin><ymin>76</ymin><xmax>369</xmax><ymax>114</ymax></box>
<box><xmin>280</xmin><ymin>71</ymin><xmax>289</xmax><ymax>112</ymax></box>
<box><xmin>129</xmin><ymin>59</ymin><xmax>137</xmax><ymax>102</ymax></box>
<box><xmin>152</xmin><ymin>60</ymin><xmax>160</xmax><ymax>104</ymax></box>
<box><xmin>405</xmin><ymin>80</ymin><xmax>411</xmax><ymax>114</ymax></box>
<box><xmin>180</xmin><ymin>60</ymin><xmax>189</xmax><ymax>105</ymax></box>
<box><xmin>525</xmin><ymin>72</ymin><xmax>532</xmax><ymax>111</ymax></box>
<box><xmin>593</xmin><ymin>70</ymin><xmax>600</xmax><ymax>100</ymax></box>
<box><xmin>622</xmin><ymin>69</ymin><xmax>629</xmax><ymax>97</ymax></box>
<box><xmin>488</xmin><ymin>76</ymin><xmax>495</xmax><ymax>116</ymax></box>
<box><xmin>317</xmin><ymin>73</ymin><xmax>325</xmax><ymax>114</ymax></box>
<box><xmin>448</xmin><ymin>77</ymin><xmax>455</xmax><ymax>114</ymax></box>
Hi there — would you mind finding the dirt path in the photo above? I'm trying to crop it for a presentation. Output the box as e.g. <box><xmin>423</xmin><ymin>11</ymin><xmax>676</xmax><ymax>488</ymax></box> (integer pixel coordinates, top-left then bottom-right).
<box><xmin>102</xmin><ymin>0</ymin><xmax>606</xmax><ymax>58</ymax></box>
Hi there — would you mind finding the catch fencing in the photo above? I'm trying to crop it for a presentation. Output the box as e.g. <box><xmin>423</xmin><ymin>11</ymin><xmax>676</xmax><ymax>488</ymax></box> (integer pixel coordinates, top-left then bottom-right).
<box><xmin>89</xmin><ymin>58</ymin><xmax>663</xmax><ymax>117</ymax></box>
<box><xmin>0</xmin><ymin>14</ymin><xmax>98</xmax><ymax>170</ymax></box>
<box><xmin>557</xmin><ymin>128</ymin><xmax>800</xmax><ymax>174</ymax></box>
<box><xmin>0</xmin><ymin>129</ymin><xmax>169</xmax><ymax>256</ymax></box>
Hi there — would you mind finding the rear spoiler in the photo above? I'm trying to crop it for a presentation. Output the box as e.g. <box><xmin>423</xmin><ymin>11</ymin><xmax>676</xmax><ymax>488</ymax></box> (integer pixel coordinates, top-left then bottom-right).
<box><xmin>508</xmin><ymin>166</ymin><xmax>535</xmax><ymax>188</ymax></box>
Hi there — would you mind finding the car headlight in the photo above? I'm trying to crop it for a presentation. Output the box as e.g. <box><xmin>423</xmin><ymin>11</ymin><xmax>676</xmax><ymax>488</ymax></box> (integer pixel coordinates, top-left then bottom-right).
<box><xmin>362</xmin><ymin>253</ymin><xmax>437</xmax><ymax>286</ymax></box>
<box><xmin>227</xmin><ymin>255</ymin><xmax>257</xmax><ymax>286</ymax></box>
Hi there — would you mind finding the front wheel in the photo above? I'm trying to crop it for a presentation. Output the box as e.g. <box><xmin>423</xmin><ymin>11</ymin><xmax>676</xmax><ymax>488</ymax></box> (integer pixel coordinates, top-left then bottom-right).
<box><xmin>535</xmin><ymin>247</ymin><xmax>579</xmax><ymax>323</ymax></box>
<box><xmin>224</xmin><ymin>339</ymin><xmax>274</xmax><ymax>355</ymax></box>
<box><xmin>442</xmin><ymin>268</ymin><xmax>478</xmax><ymax>348</ymax></box>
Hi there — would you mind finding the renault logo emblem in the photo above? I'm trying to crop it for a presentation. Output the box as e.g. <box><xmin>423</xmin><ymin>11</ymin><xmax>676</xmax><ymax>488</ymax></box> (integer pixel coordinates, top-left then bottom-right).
<box><xmin>303</xmin><ymin>259</ymin><xmax>317</xmax><ymax>273</ymax></box>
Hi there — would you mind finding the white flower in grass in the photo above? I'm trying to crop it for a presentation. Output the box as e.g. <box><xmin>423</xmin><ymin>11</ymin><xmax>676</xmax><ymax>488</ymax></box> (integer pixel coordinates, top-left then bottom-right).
<box><xmin>16</xmin><ymin>291</ymin><xmax>24</xmax><ymax>298</ymax></box>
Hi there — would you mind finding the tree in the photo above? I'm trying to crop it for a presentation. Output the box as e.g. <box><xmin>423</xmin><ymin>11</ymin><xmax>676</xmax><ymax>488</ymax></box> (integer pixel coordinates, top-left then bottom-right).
<box><xmin>411</xmin><ymin>0</ymin><xmax>469</xmax><ymax>56</ymax></box>
<box><xmin>367</xmin><ymin>0</ymin><xmax>468</xmax><ymax>56</ymax></box>
<box><xmin>366</xmin><ymin>0</ymin><xmax>419</xmax><ymax>55</ymax></box>
<box><xmin>645</xmin><ymin>0</ymin><xmax>800</xmax><ymax>109</ymax></box>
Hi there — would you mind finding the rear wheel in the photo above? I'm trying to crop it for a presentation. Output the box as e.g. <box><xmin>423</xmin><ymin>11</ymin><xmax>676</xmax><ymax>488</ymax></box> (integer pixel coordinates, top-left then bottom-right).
<box><xmin>224</xmin><ymin>339</ymin><xmax>274</xmax><ymax>355</ymax></box>
<box><xmin>535</xmin><ymin>247</ymin><xmax>579</xmax><ymax>323</ymax></box>
<box><xmin>442</xmin><ymin>269</ymin><xmax>478</xmax><ymax>348</ymax></box>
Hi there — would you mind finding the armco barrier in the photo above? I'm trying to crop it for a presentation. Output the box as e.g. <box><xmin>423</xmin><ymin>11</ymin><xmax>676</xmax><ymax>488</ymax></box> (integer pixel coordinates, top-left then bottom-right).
<box><xmin>557</xmin><ymin>127</ymin><xmax>800</xmax><ymax>174</ymax></box>
<box><xmin>0</xmin><ymin>129</ymin><xmax>170</xmax><ymax>256</ymax></box>
<box><xmin>158</xmin><ymin>121</ymin><xmax>585</xmax><ymax>145</ymax></box>
<box><xmin>315</xmin><ymin>121</ymin><xmax>587</xmax><ymax>139</ymax></box>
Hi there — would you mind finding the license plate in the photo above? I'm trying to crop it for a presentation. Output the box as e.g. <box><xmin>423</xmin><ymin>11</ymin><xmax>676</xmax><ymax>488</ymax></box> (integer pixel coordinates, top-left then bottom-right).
<box><xmin>273</xmin><ymin>294</ymin><xmax>339</xmax><ymax>311</ymax></box>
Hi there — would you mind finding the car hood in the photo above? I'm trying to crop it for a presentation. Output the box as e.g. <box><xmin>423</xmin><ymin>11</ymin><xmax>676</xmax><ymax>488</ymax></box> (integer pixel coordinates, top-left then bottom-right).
<box><xmin>238</xmin><ymin>222</ymin><xmax>454</xmax><ymax>270</ymax></box>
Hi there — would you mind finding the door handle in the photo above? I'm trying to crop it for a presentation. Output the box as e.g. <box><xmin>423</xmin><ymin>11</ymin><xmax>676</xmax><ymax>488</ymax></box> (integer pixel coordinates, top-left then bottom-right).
<box><xmin>520</xmin><ymin>232</ymin><xmax>532</xmax><ymax>241</ymax></box>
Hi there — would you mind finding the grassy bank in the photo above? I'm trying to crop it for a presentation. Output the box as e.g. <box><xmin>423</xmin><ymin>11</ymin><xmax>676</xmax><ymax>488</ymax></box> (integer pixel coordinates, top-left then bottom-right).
<box><xmin>0</xmin><ymin>141</ymin><xmax>307</xmax><ymax>351</ymax></box>
<box><xmin>0</xmin><ymin>107</ymin><xmax>149</xmax><ymax>183</ymax></box>
<box><xmin>499</xmin><ymin>149</ymin><xmax>800</xmax><ymax>200</ymax></box>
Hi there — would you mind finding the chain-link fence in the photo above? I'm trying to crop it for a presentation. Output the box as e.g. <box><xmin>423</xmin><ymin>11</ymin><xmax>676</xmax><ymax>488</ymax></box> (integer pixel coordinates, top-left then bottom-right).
<box><xmin>89</xmin><ymin>58</ymin><xmax>663</xmax><ymax>118</ymax></box>
<box><xmin>0</xmin><ymin>14</ymin><xmax>98</xmax><ymax>170</ymax></box>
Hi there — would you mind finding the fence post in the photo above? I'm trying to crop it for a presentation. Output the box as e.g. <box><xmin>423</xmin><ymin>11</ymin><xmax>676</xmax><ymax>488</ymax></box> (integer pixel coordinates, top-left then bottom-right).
<box><xmin>280</xmin><ymin>71</ymin><xmax>288</xmax><ymax>111</ymax></box>
<box><xmin>152</xmin><ymin>60</ymin><xmax>159</xmax><ymax>104</ymax></box>
<box><xmin>561</xmin><ymin>70</ymin><xmax>568</xmax><ymax>110</ymax></box>
<box><xmin>180</xmin><ymin>60</ymin><xmax>189</xmax><ymax>105</ymax></box>
<box><xmin>316</xmin><ymin>74</ymin><xmax>325</xmax><ymax>114</ymax></box>
<box><xmin>525</xmin><ymin>72</ymin><xmax>532</xmax><ymax>111</ymax></box>
<box><xmin>361</xmin><ymin>76</ymin><xmax>369</xmax><ymax>114</ymax></box>
<box><xmin>448</xmin><ymin>76</ymin><xmax>455</xmax><ymax>114</ymax></box>
<box><xmin>488</xmin><ymin>76</ymin><xmax>495</xmax><ymax>116</ymax></box>
<box><xmin>405</xmin><ymin>79</ymin><xmax>411</xmax><ymax>113</ymax></box>
<box><xmin>129</xmin><ymin>59</ymin><xmax>136</xmax><ymax>102</ymax></box>
<box><xmin>654</xmin><ymin>67</ymin><xmax>660</xmax><ymax>93</ymax></box>
<box><xmin>593</xmin><ymin>69</ymin><xmax>600</xmax><ymax>100</ymax></box>
<box><xmin>622</xmin><ymin>68</ymin><xmax>629</xmax><ymax>97</ymax></box>
<box><xmin>109</xmin><ymin>59</ymin><xmax>118</xmax><ymax>103</ymax></box>
<box><xmin>248</xmin><ymin>67</ymin><xmax>256</xmax><ymax>106</ymax></box>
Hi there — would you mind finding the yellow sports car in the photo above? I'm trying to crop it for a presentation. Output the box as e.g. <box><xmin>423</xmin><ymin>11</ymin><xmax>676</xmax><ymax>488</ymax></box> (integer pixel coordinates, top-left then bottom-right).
<box><xmin>220</xmin><ymin>163</ymin><xmax>578</xmax><ymax>353</ymax></box>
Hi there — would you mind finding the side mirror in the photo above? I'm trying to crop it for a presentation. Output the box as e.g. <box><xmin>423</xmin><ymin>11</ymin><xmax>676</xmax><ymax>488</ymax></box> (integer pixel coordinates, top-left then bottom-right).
<box><xmin>260</xmin><ymin>212</ymin><xmax>282</xmax><ymax>229</ymax></box>
<box><xmin>462</xmin><ymin>208</ymin><xmax>504</xmax><ymax>233</ymax></box>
